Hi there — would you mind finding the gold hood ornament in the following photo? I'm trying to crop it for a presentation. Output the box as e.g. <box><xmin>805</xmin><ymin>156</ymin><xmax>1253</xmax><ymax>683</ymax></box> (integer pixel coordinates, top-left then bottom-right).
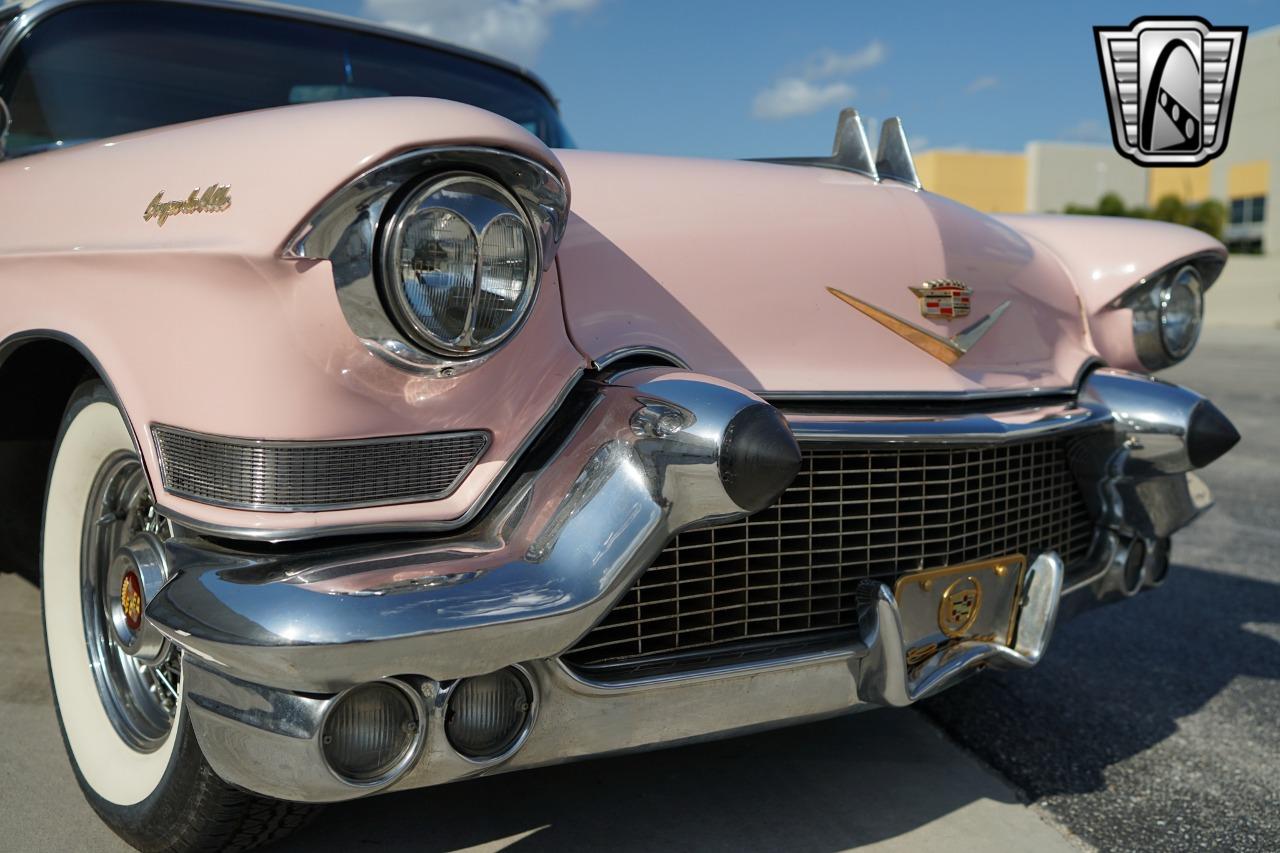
<box><xmin>827</xmin><ymin>285</ymin><xmax>1011</xmax><ymax>365</ymax></box>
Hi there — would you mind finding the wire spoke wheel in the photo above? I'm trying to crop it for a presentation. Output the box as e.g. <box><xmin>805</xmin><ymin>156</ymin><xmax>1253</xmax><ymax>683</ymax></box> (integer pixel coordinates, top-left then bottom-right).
<box><xmin>80</xmin><ymin>450</ymin><xmax>179</xmax><ymax>751</ymax></box>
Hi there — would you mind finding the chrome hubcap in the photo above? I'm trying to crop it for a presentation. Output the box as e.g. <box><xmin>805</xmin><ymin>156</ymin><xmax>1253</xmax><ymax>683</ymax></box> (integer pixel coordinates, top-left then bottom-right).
<box><xmin>82</xmin><ymin>451</ymin><xmax>180</xmax><ymax>751</ymax></box>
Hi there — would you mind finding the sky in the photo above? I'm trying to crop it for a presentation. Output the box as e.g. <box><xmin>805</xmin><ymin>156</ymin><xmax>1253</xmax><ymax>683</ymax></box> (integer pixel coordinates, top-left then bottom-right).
<box><xmin>297</xmin><ymin>0</ymin><xmax>1280</xmax><ymax>159</ymax></box>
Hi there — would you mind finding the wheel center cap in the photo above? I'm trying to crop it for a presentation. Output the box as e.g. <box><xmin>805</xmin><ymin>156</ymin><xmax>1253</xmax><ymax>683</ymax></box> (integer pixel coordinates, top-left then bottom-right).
<box><xmin>120</xmin><ymin>571</ymin><xmax>144</xmax><ymax>631</ymax></box>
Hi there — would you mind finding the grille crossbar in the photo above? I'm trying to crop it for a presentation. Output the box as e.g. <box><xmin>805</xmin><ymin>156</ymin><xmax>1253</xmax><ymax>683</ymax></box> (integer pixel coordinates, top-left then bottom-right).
<box><xmin>565</xmin><ymin>435</ymin><xmax>1095</xmax><ymax>671</ymax></box>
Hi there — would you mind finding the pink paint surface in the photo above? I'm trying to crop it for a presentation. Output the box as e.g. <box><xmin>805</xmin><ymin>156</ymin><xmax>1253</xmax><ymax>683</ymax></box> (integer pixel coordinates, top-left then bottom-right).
<box><xmin>556</xmin><ymin>151</ymin><xmax>1095</xmax><ymax>394</ymax></box>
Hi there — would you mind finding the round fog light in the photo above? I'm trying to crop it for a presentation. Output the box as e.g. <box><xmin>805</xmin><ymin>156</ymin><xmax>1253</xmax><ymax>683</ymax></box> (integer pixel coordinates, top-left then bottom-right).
<box><xmin>322</xmin><ymin>682</ymin><xmax>420</xmax><ymax>784</ymax></box>
<box><xmin>445</xmin><ymin>668</ymin><xmax>533</xmax><ymax>760</ymax></box>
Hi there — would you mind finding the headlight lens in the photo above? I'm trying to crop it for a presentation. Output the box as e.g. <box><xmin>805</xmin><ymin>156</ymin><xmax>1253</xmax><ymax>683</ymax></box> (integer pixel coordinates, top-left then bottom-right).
<box><xmin>1159</xmin><ymin>266</ymin><xmax>1203</xmax><ymax>360</ymax></box>
<box><xmin>382</xmin><ymin>174</ymin><xmax>538</xmax><ymax>357</ymax></box>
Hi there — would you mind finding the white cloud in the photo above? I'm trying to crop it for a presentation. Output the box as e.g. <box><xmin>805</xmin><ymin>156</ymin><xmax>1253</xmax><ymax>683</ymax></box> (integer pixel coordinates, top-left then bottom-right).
<box><xmin>908</xmin><ymin>135</ymin><xmax>929</xmax><ymax>151</ymax></box>
<box><xmin>752</xmin><ymin>40</ymin><xmax>885</xmax><ymax>122</ymax></box>
<box><xmin>753</xmin><ymin>78</ymin><xmax>856</xmax><ymax>120</ymax></box>
<box><xmin>803</xmin><ymin>42</ymin><xmax>888</xmax><ymax>78</ymax></box>
<box><xmin>1060</xmin><ymin>118</ymin><xmax>1108</xmax><ymax>143</ymax></box>
<box><xmin>965</xmin><ymin>75</ymin><xmax>999</xmax><ymax>95</ymax></box>
<box><xmin>361</xmin><ymin>0</ymin><xmax>597</xmax><ymax>66</ymax></box>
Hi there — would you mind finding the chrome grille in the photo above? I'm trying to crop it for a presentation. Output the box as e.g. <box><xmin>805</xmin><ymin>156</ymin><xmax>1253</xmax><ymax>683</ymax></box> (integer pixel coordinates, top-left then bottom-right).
<box><xmin>152</xmin><ymin>426</ymin><xmax>488</xmax><ymax>511</ymax></box>
<box><xmin>565</xmin><ymin>435</ymin><xmax>1095</xmax><ymax>673</ymax></box>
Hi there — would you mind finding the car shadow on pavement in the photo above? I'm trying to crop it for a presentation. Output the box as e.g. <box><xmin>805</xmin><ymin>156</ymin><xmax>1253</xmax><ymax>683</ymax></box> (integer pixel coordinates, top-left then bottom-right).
<box><xmin>920</xmin><ymin>563</ymin><xmax>1280</xmax><ymax>800</ymax></box>
<box><xmin>275</xmin><ymin>707</ymin><xmax>1028</xmax><ymax>852</ymax></box>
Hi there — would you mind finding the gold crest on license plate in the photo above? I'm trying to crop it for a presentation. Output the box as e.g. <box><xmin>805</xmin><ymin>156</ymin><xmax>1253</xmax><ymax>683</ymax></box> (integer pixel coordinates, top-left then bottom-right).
<box><xmin>893</xmin><ymin>555</ymin><xmax>1027</xmax><ymax>667</ymax></box>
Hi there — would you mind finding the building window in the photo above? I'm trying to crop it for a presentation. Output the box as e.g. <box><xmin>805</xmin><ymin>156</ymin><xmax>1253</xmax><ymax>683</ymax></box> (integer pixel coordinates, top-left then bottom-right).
<box><xmin>1230</xmin><ymin>195</ymin><xmax>1267</xmax><ymax>225</ymax></box>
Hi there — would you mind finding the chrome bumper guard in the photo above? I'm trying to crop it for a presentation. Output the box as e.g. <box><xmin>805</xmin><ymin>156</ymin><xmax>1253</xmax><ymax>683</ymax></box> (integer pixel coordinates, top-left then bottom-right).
<box><xmin>150</xmin><ymin>367</ymin><xmax>1236</xmax><ymax>802</ymax></box>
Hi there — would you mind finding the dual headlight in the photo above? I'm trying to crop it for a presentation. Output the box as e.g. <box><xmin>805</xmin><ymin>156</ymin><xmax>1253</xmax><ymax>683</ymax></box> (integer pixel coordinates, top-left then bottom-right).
<box><xmin>380</xmin><ymin>173</ymin><xmax>539</xmax><ymax>358</ymax></box>
<box><xmin>1129</xmin><ymin>264</ymin><xmax>1205</xmax><ymax>369</ymax></box>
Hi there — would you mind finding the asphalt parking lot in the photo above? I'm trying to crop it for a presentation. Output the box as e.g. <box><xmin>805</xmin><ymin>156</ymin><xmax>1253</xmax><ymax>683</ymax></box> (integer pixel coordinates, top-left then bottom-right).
<box><xmin>922</xmin><ymin>325</ymin><xmax>1280</xmax><ymax>853</ymax></box>
<box><xmin>0</xmin><ymin>328</ymin><xmax>1275</xmax><ymax>853</ymax></box>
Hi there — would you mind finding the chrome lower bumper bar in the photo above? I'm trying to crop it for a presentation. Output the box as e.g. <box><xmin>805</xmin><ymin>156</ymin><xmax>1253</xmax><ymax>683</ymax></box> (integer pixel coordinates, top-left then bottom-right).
<box><xmin>148</xmin><ymin>366</ymin><xmax>1236</xmax><ymax>802</ymax></box>
<box><xmin>183</xmin><ymin>551</ymin><xmax>1066</xmax><ymax>802</ymax></box>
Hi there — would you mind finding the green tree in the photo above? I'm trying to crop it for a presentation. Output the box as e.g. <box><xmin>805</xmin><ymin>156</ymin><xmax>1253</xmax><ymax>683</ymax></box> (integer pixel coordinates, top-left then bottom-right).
<box><xmin>1188</xmin><ymin>198</ymin><xmax>1225</xmax><ymax>240</ymax></box>
<box><xmin>1151</xmin><ymin>194</ymin><xmax>1190</xmax><ymax>225</ymax></box>
<box><xmin>1097</xmin><ymin>192</ymin><xmax>1127</xmax><ymax>216</ymax></box>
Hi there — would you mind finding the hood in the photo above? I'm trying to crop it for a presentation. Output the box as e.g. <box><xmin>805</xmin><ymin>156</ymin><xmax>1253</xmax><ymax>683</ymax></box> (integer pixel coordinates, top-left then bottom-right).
<box><xmin>555</xmin><ymin>150</ymin><xmax>1096</xmax><ymax>395</ymax></box>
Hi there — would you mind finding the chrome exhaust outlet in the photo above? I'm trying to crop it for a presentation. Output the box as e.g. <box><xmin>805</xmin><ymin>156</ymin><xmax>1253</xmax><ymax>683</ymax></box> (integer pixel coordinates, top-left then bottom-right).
<box><xmin>1142</xmin><ymin>538</ymin><xmax>1172</xmax><ymax>589</ymax></box>
<box><xmin>1094</xmin><ymin>536</ymin><xmax>1147</xmax><ymax>600</ymax></box>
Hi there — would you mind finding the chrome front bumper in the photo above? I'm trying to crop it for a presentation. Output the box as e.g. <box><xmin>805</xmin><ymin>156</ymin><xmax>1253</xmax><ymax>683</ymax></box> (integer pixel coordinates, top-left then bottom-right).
<box><xmin>148</xmin><ymin>367</ymin><xmax>1234</xmax><ymax>802</ymax></box>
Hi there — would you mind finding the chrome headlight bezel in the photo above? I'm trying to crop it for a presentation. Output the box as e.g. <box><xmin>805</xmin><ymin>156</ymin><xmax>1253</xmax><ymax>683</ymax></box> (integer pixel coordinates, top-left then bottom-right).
<box><xmin>1156</xmin><ymin>265</ymin><xmax>1204</xmax><ymax>361</ymax></box>
<box><xmin>282</xmin><ymin>146</ymin><xmax>569</xmax><ymax>377</ymax></box>
<box><xmin>378</xmin><ymin>172</ymin><xmax>541</xmax><ymax>358</ymax></box>
<box><xmin>1119</xmin><ymin>254</ymin><xmax>1219</xmax><ymax>370</ymax></box>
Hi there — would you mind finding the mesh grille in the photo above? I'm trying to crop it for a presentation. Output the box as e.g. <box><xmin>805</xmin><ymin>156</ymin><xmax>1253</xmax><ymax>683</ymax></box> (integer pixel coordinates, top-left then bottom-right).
<box><xmin>565</xmin><ymin>435</ymin><xmax>1096</xmax><ymax>672</ymax></box>
<box><xmin>152</xmin><ymin>426</ymin><xmax>488</xmax><ymax>511</ymax></box>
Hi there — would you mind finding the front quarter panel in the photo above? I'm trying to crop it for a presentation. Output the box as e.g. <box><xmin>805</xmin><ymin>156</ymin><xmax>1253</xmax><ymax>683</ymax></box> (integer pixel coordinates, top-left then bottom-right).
<box><xmin>996</xmin><ymin>214</ymin><xmax>1226</xmax><ymax>371</ymax></box>
<box><xmin>0</xmin><ymin>97</ymin><xmax>587</xmax><ymax>537</ymax></box>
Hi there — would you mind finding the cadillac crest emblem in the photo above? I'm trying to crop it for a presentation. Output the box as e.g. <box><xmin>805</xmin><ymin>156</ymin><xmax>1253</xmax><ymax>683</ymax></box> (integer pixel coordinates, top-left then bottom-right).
<box><xmin>938</xmin><ymin>576</ymin><xmax>982</xmax><ymax>637</ymax></box>
<box><xmin>909</xmin><ymin>280</ymin><xmax>971</xmax><ymax>321</ymax></box>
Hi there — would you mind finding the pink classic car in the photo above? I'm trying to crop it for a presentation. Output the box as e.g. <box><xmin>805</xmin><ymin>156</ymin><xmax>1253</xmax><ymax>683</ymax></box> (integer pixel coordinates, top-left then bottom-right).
<box><xmin>0</xmin><ymin>1</ymin><xmax>1241</xmax><ymax>850</ymax></box>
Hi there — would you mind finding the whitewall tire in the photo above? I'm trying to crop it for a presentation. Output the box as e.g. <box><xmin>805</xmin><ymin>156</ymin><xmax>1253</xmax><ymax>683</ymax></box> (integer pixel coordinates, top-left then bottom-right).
<box><xmin>41</xmin><ymin>381</ymin><xmax>316</xmax><ymax>852</ymax></box>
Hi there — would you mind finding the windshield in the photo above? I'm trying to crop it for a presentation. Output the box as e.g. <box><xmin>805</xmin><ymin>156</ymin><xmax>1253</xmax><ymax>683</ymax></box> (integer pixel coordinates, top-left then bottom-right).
<box><xmin>0</xmin><ymin>1</ymin><xmax>572</xmax><ymax>157</ymax></box>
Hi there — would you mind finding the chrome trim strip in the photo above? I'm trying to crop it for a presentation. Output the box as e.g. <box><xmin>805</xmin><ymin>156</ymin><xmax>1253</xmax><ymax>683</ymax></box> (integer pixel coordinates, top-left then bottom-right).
<box><xmin>760</xmin><ymin>358</ymin><xmax>1103</xmax><ymax>406</ymax></box>
<box><xmin>153</xmin><ymin>366</ymin><xmax>584</xmax><ymax>542</ymax></box>
<box><xmin>761</xmin><ymin>385</ymin><xmax>1077</xmax><ymax>404</ymax></box>
<box><xmin>787</xmin><ymin>403</ymin><xmax>1110</xmax><ymax>443</ymax></box>
<box><xmin>554</xmin><ymin>641</ymin><xmax>865</xmax><ymax>694</ymax></box>
<box><xmin>591</xmin><ymin>345</ymin><xmax>690</xmax><ymax>372</ymax></box>
<box><xmin>0</xmin><ymin>0</ymin><xmax>559</xmax><ymax>106</ymax></box>
<box><xmin>151</xmin><ymin>424</ymin><xmax>490</xmax><ymax>512</ymax></box>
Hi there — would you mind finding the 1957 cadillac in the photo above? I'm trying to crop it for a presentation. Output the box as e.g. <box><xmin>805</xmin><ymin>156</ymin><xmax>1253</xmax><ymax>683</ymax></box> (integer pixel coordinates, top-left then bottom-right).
<box><xmin>0</xmin><ymin>1</ymin><xmax>1241</xmax><ymax>850</ymax></box>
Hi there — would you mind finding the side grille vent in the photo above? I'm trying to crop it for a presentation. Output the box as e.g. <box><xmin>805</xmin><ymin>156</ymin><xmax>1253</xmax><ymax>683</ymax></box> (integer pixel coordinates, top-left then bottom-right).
<box><xmin>152</xmin><ymin>426</ymin><xmax>488</xmax><ymax>511</ymax></box>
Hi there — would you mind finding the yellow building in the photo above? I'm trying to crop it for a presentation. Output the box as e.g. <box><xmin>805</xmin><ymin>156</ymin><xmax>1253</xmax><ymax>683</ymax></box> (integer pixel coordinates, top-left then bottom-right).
<box><xmin>913</xmin><ymin>151</ymin><xmax>1026</xmax><ymax>214</ymax></box>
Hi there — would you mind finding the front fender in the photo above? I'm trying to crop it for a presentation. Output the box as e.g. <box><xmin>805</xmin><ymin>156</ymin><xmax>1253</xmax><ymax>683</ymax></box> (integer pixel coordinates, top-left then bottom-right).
<box><xmin>0</xmin><ymin>98</ymin><xmax>586</xmax><ymax>540</ymax></box>
<box><xmin>996</xmin><ymin>214</ymin><xmax>1226</xmax><ymax>371</ymax></box>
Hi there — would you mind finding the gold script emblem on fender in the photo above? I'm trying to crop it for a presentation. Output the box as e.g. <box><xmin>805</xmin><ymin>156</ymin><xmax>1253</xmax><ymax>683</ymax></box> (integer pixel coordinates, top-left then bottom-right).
<box><xmin>143</xmin><ymin>184</ymin><xmax>232</xmax><ymax>226</ymax></box>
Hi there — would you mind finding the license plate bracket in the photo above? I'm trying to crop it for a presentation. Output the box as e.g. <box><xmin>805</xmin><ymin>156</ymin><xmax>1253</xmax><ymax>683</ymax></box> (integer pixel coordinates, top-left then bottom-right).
<box><xmin>892</xmin><ymin>554</ymin><xmax>1028</xmax><ymax>667</ymax></box>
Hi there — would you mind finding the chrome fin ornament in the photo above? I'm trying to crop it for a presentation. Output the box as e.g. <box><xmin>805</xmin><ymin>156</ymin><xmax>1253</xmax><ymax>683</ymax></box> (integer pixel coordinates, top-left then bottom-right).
<box><xmin>827</xmin><ymin>287</ymin><xmax>1011</xmax><ymax>365</ymax></box>
<box><xmin>875</xmin><ymin>116</ymin><xmax>921</xmax><ymax>189</ymax></box>
<box><xmin>830</xmin><ymin>107</ymin><xmax>878</xmax><ymax>179</ymax></box>
<box><xmin>750</xmin><ymin>107</ymin><xmax>878</xmax><ymax>180</ymax></box>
